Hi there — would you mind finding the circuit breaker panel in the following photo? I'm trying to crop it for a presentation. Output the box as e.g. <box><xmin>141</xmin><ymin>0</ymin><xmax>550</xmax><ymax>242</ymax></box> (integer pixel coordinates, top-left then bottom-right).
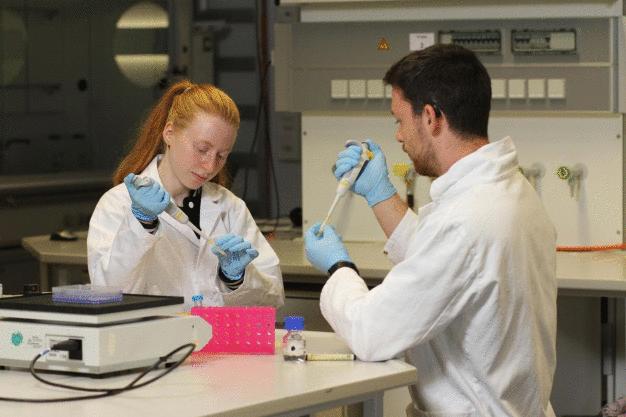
<box><xmin>274</xmin><ymin>18</ymin><xmax>618</xmax><ymax>113</ymax></box>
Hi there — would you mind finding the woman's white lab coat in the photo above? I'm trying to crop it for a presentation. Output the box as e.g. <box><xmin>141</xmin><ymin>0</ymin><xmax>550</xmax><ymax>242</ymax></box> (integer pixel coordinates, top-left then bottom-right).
<box><xmin>320</xmin><ymin>138</ymin><xmax>557</xmax><ymax>417</ymax></box>
<box><xmin>88</xmin><ymin>156</ymin><xmax>284</xmax><ymax>309</ymax></box>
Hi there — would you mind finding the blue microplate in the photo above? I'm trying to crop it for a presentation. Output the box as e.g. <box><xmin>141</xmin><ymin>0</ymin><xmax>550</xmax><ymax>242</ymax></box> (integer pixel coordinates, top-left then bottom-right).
<box><xmin>51</xmin><ymin>284</ymin><xmax>123</xmax><ymax>304</ymax></box>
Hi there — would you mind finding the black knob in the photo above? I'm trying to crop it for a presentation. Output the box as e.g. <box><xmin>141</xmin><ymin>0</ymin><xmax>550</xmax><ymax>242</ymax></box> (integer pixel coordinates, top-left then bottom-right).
<box><xmin>23</xmin><ymin>283</ymin><xmax>41</xmax><ymax>296</ymax></box>
<box><xmin>77</xmin><ymin>79</ymin><xmax>88</xmax><ymax>91</ymax></box>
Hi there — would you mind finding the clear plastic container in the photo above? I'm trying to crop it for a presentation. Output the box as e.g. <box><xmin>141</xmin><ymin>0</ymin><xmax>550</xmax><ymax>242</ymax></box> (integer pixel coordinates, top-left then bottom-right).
<box><xmin>283</xmin><ymin>316</ymin><xmax>306</xmax><ymax>362</ymax></box>
<box><xmin>52</xmin><ymin>284</ymin><xmax>123</xmax><ymax>304</ymax></box>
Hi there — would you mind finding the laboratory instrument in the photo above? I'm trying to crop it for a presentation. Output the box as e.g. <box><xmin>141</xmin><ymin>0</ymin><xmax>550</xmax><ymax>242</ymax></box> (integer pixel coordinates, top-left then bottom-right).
<box><xmin>318</xmin><ymin>141</ymin><xmax>372</xmax><ymax>236</ymax></box>
<box><xmin>132</xmin><ymin>176</ymin><xmax>225</xmax><ymax>255</ymax></box>
<box><xmin>283</xmin><ymin>315</ymin><xmax>306</xmax><ymax>361</ymax></box>
<box><xmin>0</xmin><ymin>293</ymin><xmax>212</xmax><ymax>375</ymax></box>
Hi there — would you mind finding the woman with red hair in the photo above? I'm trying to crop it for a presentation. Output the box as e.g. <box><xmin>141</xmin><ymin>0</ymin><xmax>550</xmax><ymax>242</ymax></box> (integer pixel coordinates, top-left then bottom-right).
<box><xmin>88</xmin><ymin>80</ymin><xmax>284</xmax><ymax>309</ymax></box>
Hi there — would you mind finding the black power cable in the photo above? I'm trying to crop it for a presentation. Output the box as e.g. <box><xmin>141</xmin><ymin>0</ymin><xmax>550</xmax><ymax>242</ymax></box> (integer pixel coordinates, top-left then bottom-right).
<box><xmin>0</xmin><ymin>343</ymin><xmax>195</xmax><ymax>403</ymax></box>
<box><xmin>243</xmin><ymin>0</ymin><xmax>281</xmax><ymax>233</ymax></box>
<box><xmin>242</xmin><ymin>59</ymin><xmax>271</xmax><ymax>203</ymax></box>
<box><xmin>257</xmin><ymin>0</ymin><xmax>281</xmax><ymax>233</ymax></box>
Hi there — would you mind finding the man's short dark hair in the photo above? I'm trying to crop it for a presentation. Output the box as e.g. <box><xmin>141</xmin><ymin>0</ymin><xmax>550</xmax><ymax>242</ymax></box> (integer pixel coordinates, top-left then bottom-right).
<box><xmin>383</xmin><ymin>44</ymin><xmax>491</xmax><ymax>139</ymax></box>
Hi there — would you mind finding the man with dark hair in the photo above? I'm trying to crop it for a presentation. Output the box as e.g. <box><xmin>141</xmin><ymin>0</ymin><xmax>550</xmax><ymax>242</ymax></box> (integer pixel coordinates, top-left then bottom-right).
<box><xmin>304</xmin><ymin>44</ymin><xmax>557</xmax><ymax>416</ymax></box>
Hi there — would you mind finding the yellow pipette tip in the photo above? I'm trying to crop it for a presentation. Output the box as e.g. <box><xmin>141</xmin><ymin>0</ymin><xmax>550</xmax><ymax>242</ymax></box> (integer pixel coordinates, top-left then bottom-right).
<box><xmin>392</xmin><ymin>162</ymin><xmax>411</xmax><ymax>178</ymax></box>
<box><xmin>209</xmin><ymin>239</ymin><xmax>226</xmax><ymax>256</ymax></box>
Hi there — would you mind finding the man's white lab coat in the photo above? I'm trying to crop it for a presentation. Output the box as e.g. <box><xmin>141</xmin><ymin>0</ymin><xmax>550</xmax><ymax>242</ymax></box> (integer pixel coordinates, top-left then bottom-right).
<box><xmin>320</xmin><ymin>137</ymin><xmax>557</xmax><ymax>417</ymax></box>
<box><xmin>88</xmin><ymin>156</ymin><xmax>284</xmax><ymax>309</ymax></box>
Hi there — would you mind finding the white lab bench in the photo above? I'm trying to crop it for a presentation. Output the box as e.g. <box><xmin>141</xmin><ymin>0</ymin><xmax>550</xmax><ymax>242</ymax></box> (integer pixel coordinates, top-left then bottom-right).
<box><xmin>271</xmin><ymin>239</ymin><xmax>626</xmax><ymax>296</ymax></box>
<box><xmin>0</xmin><ymin>330</ymin><xmax>416</xmax><ymax>417</ymax></box>
<box><xmin>26</xmin><ymin>234</ymin><xmax>626</xmax><ymax>294</ymax></box>
<box><xmin>20</xmin><ymin>233</ymin><xmax>626</xmax><ymax>416</ymax></box>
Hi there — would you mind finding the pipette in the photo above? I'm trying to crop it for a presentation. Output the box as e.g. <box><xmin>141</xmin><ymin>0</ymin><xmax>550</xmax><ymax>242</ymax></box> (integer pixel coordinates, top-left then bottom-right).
<box><xmin>317</xmin><ymin>141</ymin><xmax>373</xmax><ymax>236</ymax></box>
<box><xmin>131</xmin><ymin>176</ymin><xmax>226</xmax><ymax>255</ymax></box>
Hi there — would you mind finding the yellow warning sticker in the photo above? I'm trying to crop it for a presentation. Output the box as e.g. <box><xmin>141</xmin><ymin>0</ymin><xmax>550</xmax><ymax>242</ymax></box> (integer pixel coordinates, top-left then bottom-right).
<box><xmin>377</xmin><ymin>37</ymin><xmax>391</xmax><ymax>51</ymax></box>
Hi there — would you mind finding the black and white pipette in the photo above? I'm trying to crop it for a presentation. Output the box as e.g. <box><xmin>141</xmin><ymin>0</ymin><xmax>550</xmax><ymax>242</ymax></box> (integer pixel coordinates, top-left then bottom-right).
<box><xmin>317</xmin><ymin>141</ymin><xmax>373</xmax><ymax>236</ymax></box>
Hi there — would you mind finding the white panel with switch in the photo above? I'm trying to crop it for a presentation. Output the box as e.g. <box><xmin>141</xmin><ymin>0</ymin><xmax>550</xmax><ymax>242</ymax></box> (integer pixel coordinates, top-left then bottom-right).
<box><xmin>548</xmin><ymin>78</ymin><xmax>566</xmax><ymax>99</ymax></box>
<box><xmin>367</xmin><ymin>79</ymin><xmax>384</xmax><ymax>98</ymax></box>
<box><xmin>528</xmin><ymin>78</ymin><xmax>546</xmax><ymax>99</ymax></box>
<box><xmin>508</xmin><ymin>79</ymin><xmax>526</xmax><ymax>99</ymax></box>
<box><xmin>385</xmin><ymin>84</ymin><xmax>393</xmax><ymax>98</ymax></box>
<box><xmin>330</xmin><ymin>79</ymin><xmax>348</xmax><ymax>99</ymax></box>
<box><xmin>491</xmin><ymin>79</ymin><xmax>506</xmax><ymax>99</ymax></box>
<box><xmin>349</xmin><ymin>79</ymin><xmax>366</xmax><ymax>99</ymax></box>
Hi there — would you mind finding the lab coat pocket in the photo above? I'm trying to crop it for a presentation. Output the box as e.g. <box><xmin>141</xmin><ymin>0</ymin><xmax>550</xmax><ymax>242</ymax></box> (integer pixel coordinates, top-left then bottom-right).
<box><xmin>406</xmin><ymin>404</ymin><xmax>477</xmax><ymax>417</ymax></box>
<box><xmin>202</xmin><ymin>209</ymin><xmax>227</xmax><ymax>240</ymax></box>
<box><xmin>194</xmin><ymin>243</ymin><xmax>221</xmax><ymax>288</ymax></box>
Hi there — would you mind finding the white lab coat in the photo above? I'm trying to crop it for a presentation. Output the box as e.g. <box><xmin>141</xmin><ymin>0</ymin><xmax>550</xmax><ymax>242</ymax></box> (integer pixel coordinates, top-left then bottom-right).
<box><xmin>320</xmin><ymin>137</ymin><xmax>557</xmax><ymax>417</ymax></box>
<box><xmin>88</xmin><ymin>156</ymin><xmax>284</xmax><ymax>309</ymax></box>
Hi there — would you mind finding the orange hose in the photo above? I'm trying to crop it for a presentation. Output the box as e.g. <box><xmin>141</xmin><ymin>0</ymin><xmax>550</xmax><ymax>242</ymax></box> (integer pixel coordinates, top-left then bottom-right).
<box><xmin>556</xmin><ymin>243</ymin><xmax>626</xmax><ymax>252</ymax></box>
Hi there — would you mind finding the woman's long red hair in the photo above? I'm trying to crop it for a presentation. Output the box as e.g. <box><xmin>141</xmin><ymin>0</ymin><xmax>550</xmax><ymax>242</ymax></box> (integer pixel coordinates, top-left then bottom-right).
<box><xmin>113</xmin><ymin>80</ymin><xmax>240</xmax><ymax>187</ymax></box>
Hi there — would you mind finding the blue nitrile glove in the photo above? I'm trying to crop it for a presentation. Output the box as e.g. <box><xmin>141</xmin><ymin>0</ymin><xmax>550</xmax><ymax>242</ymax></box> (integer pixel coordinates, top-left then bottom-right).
<box><xmin>334</xmin><ymin>139</ymin><xmax>397</xmax><ymax>207</ymax></box>
<box><xmin>123</xmin><ymin>173</ymin><xmax>170</xmax><ymax>222</ymax></box>
<box><xmin>304</xmin><ymin>222</ymin><xmax>353</xmax><ymax>272</ymax></box>
<box><xmin>211</xmin><ymin>233</ymin><xmax>259</xmax><ymax>280</ymax></box>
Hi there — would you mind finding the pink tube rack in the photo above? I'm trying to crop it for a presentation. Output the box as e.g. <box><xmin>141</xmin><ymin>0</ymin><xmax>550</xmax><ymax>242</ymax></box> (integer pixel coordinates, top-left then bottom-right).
<box><xmin>191</xmin><ymin>306</ymin><xmax>276</xmax><ymax>354</ymax></box>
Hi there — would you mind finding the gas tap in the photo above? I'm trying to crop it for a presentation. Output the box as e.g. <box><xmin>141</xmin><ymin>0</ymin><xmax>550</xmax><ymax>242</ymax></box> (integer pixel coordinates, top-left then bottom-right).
<box><xmin>555</xmin><ymin>165</ymin><xmax>584</xmax><ymax>200</ymax></box>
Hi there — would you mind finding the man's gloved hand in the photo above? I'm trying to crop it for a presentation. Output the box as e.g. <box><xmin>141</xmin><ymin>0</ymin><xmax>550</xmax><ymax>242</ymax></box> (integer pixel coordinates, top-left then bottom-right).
<box><xmin>334</xmin><ymin>139</ymin><xmax>397</xmax><ymax>207</ymax></box>
<box><xmin>211</xmin><ymin>233</ymin><xmax>259</xmax><ymax>280</ymax></box>
<box><xmin>123</xmin><ymin>173</ymin><xmax>170</xmax><ymax>222</ymax></box>
<box><xmin>304</xmin><ymin>223</ymin><xmax>352</xmax><ymax>272</ymax></box>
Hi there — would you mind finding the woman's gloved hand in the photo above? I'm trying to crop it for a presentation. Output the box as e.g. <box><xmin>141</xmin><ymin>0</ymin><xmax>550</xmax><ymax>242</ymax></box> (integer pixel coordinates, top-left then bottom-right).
<box><xmin>304</xmin><ymin>223</ymin><xmax>352</xmax><ymax>272</ymax></box>
<box><xmin>334</xmin><ymin>139</ymin><xmax>396</xmax><ymax>207</ymax></box>
<box><xmin>124</xmin><ymin>173</ymin><xmax>170</xmax><ymax>222</ymax></box>
<box><xmin>211</xmin><ymin>234</ymin><xmax>259</xmax><ymax>280</ymax></box>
